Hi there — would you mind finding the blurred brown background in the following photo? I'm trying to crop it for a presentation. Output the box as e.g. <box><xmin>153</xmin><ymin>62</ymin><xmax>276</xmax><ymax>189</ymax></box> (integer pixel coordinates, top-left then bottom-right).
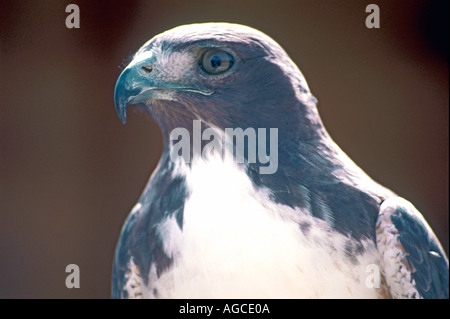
<box><xmin>0</xmin><ymin>0</ymin><xmax>448</xmax><ymax>298</ymax></box>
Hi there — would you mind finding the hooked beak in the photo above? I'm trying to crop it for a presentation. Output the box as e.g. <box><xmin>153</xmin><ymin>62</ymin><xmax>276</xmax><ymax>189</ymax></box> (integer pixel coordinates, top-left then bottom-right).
<box><xmin>114</xmin><ymin>61</ymin><xmax>154</xmax><ymax>124</ymax></box>
<box><xmin>114</xmin><ymin>59</ymin><xmax>213</xmax><ymax>124</ymax></box>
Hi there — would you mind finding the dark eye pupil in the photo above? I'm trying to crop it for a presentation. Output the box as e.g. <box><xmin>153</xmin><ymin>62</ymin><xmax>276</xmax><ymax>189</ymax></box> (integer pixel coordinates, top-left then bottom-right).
<box><xmin>201</xmin><ymin>49</ymin><xmax>234</xmax><ymax>75</ymax></box>
<box><xmin>210</xmin><ymin>55</ymin><xmax>222</xmax><ymax>68</ymax></box>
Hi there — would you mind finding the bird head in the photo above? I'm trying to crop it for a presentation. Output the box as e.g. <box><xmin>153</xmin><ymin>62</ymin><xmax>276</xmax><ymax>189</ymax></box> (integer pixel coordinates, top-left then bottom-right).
<box><xmin>115</xmin><ymin>23</ymin><xmax>323</xmax><ymax>142</ymax></box>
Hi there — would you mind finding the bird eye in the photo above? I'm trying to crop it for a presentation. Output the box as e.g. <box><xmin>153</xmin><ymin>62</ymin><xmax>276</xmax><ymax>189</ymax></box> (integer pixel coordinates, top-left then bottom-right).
<box><xmin>200</xmin><ymin>50</ymin><xmax>234</xmax><ymax>75</ymax></box>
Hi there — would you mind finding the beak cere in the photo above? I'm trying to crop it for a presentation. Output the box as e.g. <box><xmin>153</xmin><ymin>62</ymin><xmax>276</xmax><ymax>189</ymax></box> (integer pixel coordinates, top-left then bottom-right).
<box><xmin>141</xmin><ymin>65</ymin><xmax>153</xmax><ymax>73</ymax></box>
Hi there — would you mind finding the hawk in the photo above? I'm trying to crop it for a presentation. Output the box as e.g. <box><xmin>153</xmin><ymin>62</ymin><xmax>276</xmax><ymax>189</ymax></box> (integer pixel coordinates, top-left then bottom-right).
<box><xmin>112</xmin><ymin>23</ymin><xmax>448</xmax><ymax>298</ymax></box>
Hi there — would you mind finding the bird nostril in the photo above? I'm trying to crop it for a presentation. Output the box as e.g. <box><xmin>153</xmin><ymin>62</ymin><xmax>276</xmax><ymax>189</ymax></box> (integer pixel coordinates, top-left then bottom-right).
<box><xmin>141</xmin><ymin>65</ymin><xmax>153</xmax><ymax>73</ymax></box>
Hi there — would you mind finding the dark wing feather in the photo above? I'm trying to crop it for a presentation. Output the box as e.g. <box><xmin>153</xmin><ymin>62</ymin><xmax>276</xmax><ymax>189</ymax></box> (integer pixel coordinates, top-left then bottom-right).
<box><xmin>112</xmin><ymin>204</ymin><xmax>141</xmax><ymax>299</ymax></box>
<box><xmin>376</xmin><ymin>197</ymin><xmax>449</xmax><ymax>299</ymax></box>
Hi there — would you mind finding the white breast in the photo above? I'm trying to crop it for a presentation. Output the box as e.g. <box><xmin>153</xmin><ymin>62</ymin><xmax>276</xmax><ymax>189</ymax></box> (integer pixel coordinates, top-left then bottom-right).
<box><xmin>142</xmin><ymin>155</ymin><xmax>385</xmax><ymax>298</ymax></box>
